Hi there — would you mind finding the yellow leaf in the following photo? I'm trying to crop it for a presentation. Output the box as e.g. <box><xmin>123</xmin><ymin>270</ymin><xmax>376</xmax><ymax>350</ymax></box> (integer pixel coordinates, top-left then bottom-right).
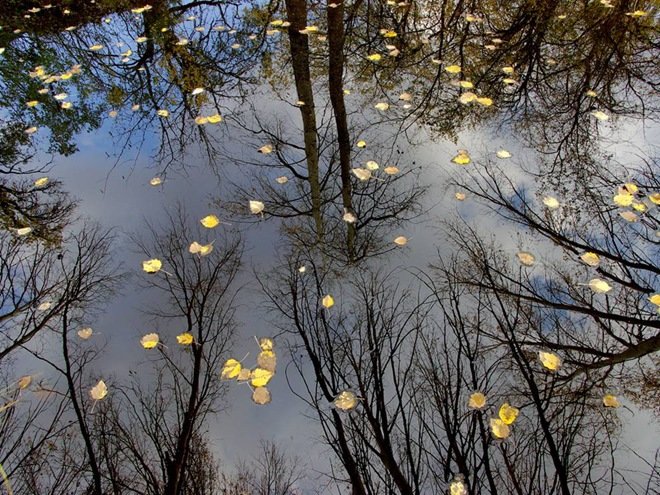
<box><xmin>142</xmin><ymin>259</ymin><xmax>162</xmax><ymax>273</ymax></box>
<box><xmin>588</xmin><ymin>278</ymin><xmax>612</xmax><ymax>294</ymax></box>
<box><xmin>459</xmin><ymin>80</ymin><xmax>473</xmax><ymax>88</ymax></box>
<box><xmin>177</xmin><ymin>332</ymin><xmax>194</xmax><ymax>345</ymax></box>
<box><xmin>455</xmin><ymin>192</ymin><xmax>466</xmax><ymax>201</ymax></box>
<box><xmin>516</xmin><ymin>251</ymin><xmax>535</xmax><ymax>266</ymax></box>
<box><xmin>381</xmin><ymin>29</ymin><xmax>397</xmax><ymax>38</ymax></box>
<box><xmin>501</xmin><ymin>66</ymin><xmax>514</xmax><ymax>74</ymax></box>
<box><xmin>619</xmin><ymin>211</ymin><xmax>638</xmax><ymax>222</ymax></box>
<box><xmin>476</xmin><ymin>97</ymin><xmax>493</xmax><ymax>106</ymax></box>
<box><xmin>259</xmin><ymin>337</ymin><xmax>274</xmax><ymax>351</ymax></box>
<box><xmin>399</xmin><ymin>92</ymin><xmax>412</xmax><ymax>101</ymax></box>
<box><xmin>613</xmin><ymin>193</ymin><xmax>633</xmax><ymax>207</ymax></box>
<box><xmin>602</xmin><ymin>394</ymin><xmax>619</xmax><ymax>407</ymax></box>
<box><xmin>322</xmin><ymin>294</ymin><xmax>335</xmax><ymax>308</ymax></box>
<box><xmin>78</xmin><ymin>327</ymin><xmax>93</xmax><ymax>340</ymax></box>
<box><xmin>195</xmin><ymin>116</ymin><xmax>209</xmax><ymax>125</ymax></box>
<box><xmin>468</xmin><ymin>391</ymin><xmax>486</xmax><ymax>410</ymax></box>
<box><xmin>257</xmin><ymin>350</ymin><xmax>277</xmax><ymax>372</ymax></box>
<box><xmin>207</xmin><ymin>113</ymin><xmax>223</xmax><ymax>124</ymax></box>
<box><xmin>334</xmin><ymin>390</ymin><xmax>359</xmax><ymax>410</ymax></box>
<box><xmin>258</xmin><ymin>144</ymin><xmax>273</xmax><ymax>154</ymax></box>
<box><xmin>451</xmin><ymin>150</ymin><xmax>471</xmax><ymax>166</ymax></box>
<box><xmin>252</xmin><ymin>386</ymin><xmax>271</xmax><ymax>405</ymax></box>
<box><xmin>18</xmin><ymin>375</ymin><xmax>32</xmax><ymax>390</ymax></box>
<box><xmin>249</xmin><ymin>200</ymin><xmax>265</xmax><ymax>214</ymax></box>
<box><xmin>356</xmin><ymin>140</ymin><xmax>367</xmax><ymax>148</ymax></box>
<box><xmin>200</xmin><ymin>215</ymin><xmax>220</xmax><ymax>228</ymax></box>
<box><xmin>365</xmin><ymin>160</ymin><xmax>379</xmax><ymax>171</ymax></box>
<box><xmin>626</xmin><ymin>10</ymin><xmax>647</xmax><ymax>17</ymax></box>
<box><xmin>250</xmin><ymin>368</ymin><xmax>274</xmax><ymax>387</ymax></box>
<box><xmin>189</xmin><ymin>242</ymin><xmax>213</xmax><ymax>256</ymax></box>
<box><xmin>648</xmin><ymin>192</ymin><xmax>660</xmax><ymax>205</ymax></box>
<box><xmin>90</xmin><ymin>380</ymin><xmax>108</xmax><ymax>400</ymax></box>
<box><xmin>383</xmin><ymin>166</ymin><xmax>400</xmax><ymax>175</ymax></box>
<box><xmin>26</xmin><ymin>100</ymin><xmax>39</xmax><ymax>107</ymax></box>
<box><xmin>496</xmin><ymin>149</ymin><xmax>512</xmax><ymax>159</ymax></box>
<box><xmin>539</xmin><ymin>351</ymin><xmax>561</xmax><ymax>371</ymax></box>
<box><xmin>374</xmin><ymin>102</ymin><xmax>390</xmax><ymax>111</ymax></box>
<box><xmin>458</xmin><ymin>92</ymin><xmax>477</xmax><ymax>104</ymax></box>
<box><xmin>498</xmin><ymin>403</ymin><xmax>519</xmax><ymax>425</ymax></box>
<box><xmin>157</xmin><ymin>109</ymin><xmax>169</xmax><ymax>117</ymax></box>
<box><xmin>649</xmin><ymin>294</ymin><xmax>660</xmax><ymax>307</ymax></box>
<box><xmin>352</xmin><ymin>168</ymin><xmax>372</xmax><ymax>181</ymax></box>
<box><xmin>275</xmin><ymin>176</ymin><xmax>289</xmax><ymax>184</ymax></box>
<box><xmin>450</xmin><ymin>478</ymin><xmax>468</xmax><ymax>495</ymax></box>
<box><xmin>591</xmin><ymin>110</ymin><xmax>609</xmax><ymax>121</ymax></box>
<box><xmin>393</xmin><ymin>236</ymin><xmax>408</xmax><ymax>246</ymax></box>
<box><xmin>89</xmin><ymin>44</ymin><xmax>104</xmax><ymax>51</ymax></box>
<box><xmin>542</xmin><ymin>196</ymin><xmax>560</xmax><ymax>209</ymax></box>
<box><xmin>490</xmin><ymin>418</ymin><xmax>510</xmax><ymax>439</ymax></box>
<box><xmin>140</xmin><ymin>333</ymin><xmax>159</xmax><ymax>349</ymax></box>
<box><xmin>367</xmin><ymin>53</ymin><xmax>382</xmax><ymax>62</ymax></box>
<box><xmin>34</xmin><ymin>177</ymin><xmax>49</xmax><ymax>187</ymax></box>
<box><xmin>445</xmin><ymin>65</ymin><xmax>461</xmax><ymax>74</ymax></box>
<box><xmin>580</xmin><ymin>252</ymin><xmax>600</xmax><ymax>267</ymax></box>
<box><xmin>149</xmin><ymin>177</ymin><xmax>163</xmax><ymax>186</ymax></box>
<box><xmin>221</xmin><ymin>359</ymin><xmax>242</xmax><ymax>379</ymax></box>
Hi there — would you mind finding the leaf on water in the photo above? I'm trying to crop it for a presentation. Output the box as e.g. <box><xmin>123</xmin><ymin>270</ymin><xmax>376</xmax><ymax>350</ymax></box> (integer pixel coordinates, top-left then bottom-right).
<box><xmin>33</xmin><ymin>177</ymin><xmax>49</xmax><ymax>187</ymax></box>
<box><xmin>249</xmin><ymin>200</ymin><xmax>265</xmax><ymax>214</ymax></box>
<box><xmin>189</xmin><ymin>242</ymin><xmax>213</xmax><ymax>256</ymax></box>
<box><xmin>149</xmin><ymin>177</ymin><xmax>163</xmax><ymax>186</ymax></box>
<box><xmin>257</xmin><ymin>351</ymin><xmax>277</xmax><ymax>372</ymax></box>
<box><xmin>516</xmin><ymin>251</ymin><xmax>535</xmax><ymax>266</ymax></box>
<box><xmin>581</xmin><ymin>252</ymin><xmax>600</xmax><ymax>267</ymax></box>
<box><xmin>374</xmin><ymin>102</ymin><xmax>390</xmax><ymax>111</ymax></box>
<box><xmin>141</xmin><ymin>333</ymin><xmax>159</xmax><ymax>349</ymax></box>
<box><xmin>459</xmin><ymin>92</ymin><xmax>477</xmax><ymax>104</ymax></box>
<box><xmin>459</xmin><ymin>80</ymin><xmax>473</xmax><ymax>88</ymax></box>
<box><xmin>37</xmin><ymin>301</ymin><xmax>52</xmax><ymax>311</ymax></box>
<box><xmin>613</xmin><ymin>193</ymin><xmax>633</xmax><ymax>207</ymax></box>
<box><xmin>591</xmin><ymin>110</ymin><xmax>609</xmax><ymax>121</ymax></box>
<box><xmin>496</xmin><ymin>149</ymin><xmax>512</xmax><ymax>159</ymax></box>
<box><xmin>399</xmin><ymin>92</ymin><xmax>412</xmax><ymax>101</ymax></box>
<box><xmin>207</xmin><ymin>114</ymin><xmax>223</xmax><ymax>124</ymax></box>
<box><xmin>445</xmin><ymin>64</ymin><xmax>461</xmax><ymax>74</ymax></box>
<box><xmin>191</xmin><ymin>87</ymin><xmax>205</xmax><ymax>95</ymax></box>
<box><xmin>89</xmin><ymin>44</ymin><xmax>104</xmax><ymax>51</ymax></box>
<box><xmin>157</xmin><ymin>109</ymin><xmax>169</xmax><ymax>117</ymax></box>
<box><xmin>476</xmin><ymin>97</ymin><xmax>493</xmax><ymax>106</ymax></box>
<box><xmin>393</xmin><ymin>236</ymin><xmax>408</xmax><ymax>246</ymax></box>
<box><xmin>221</xmin><ymin>359</ymin><xmax>242</xmax><ymax>379</ymax></box>
<box><xmin>455</xmin><ymin>192</ymin><xmax>466</xmax><ymax>201</ymax></box>
<box><xmin>365</xmin><ymin>160</ymin><xmax>379</xmax><ymax>171</ymax></box>
<box><xmin>649</xmin><ymin>294</ymin><xmax>660</xmax><ymax>307</ymax></box>
<box><xmin>539</xmin><ymin>351</ymin><xmax>561</xmax><ymax>371</ymax></box>
<box><xmin>90</xmin><ymin>380</ymin><xmax>108</xmax><ymax>400</ymax></box>
<box><xmin>275</xmin><ymin>176</ymin><xmax>288</xmax><ymax>184</ymax></box>
<box><xmin>356</xmin><ymin>140</ymin><xmax>367</xmax><ymax>148</ymax></box>
<box><xmin>542</xmin><ymin>196</ymin><xmax>560</xmax><ymax>209</ymax></box>
<box><xmin>352</xmin><ymin>168</ymin><xmax>372</xmax><ymax>181</ymax></box>
<box><xmin>334</xmin><ymin>390</ymin><xmax>359</xmax><ymax>410</ymax></box>
<box><xmin>200</xmin><ymin>215</ymin><xmax>220</xmax><ymax>228</ymax></box>
<box><xmin>588</xmin><ymin>278</ymin><xmax>612</xmax><ymax>294</ymax></box>
<box><xmin>451</xmin><ymin>150</ymin><xmax>470</xmax><ymax>166</ymax></box>
<box><xmin>367</xmin><ymin>53</ymin><xmax>382</xmax><ymax>62</ymax></box>
<box><xmin>18</xmin><ymin>375</ymin><xmax>32</xmax><ymax>390</ymax></box>
<box><xmin>250</xmin><ymin>368</ymin><xmax>274</xmax><ymax>387</ymax></box>
<box><xmin>648</xmin><ymin>192</ymin><xmax>660</xmax><ymax>205</ymax></box>
<box><xmin>468</xmin><ymin>391</ymin><xmax>486</xmax><ymax>410</ymax></box>
<box><xmin>602</xmin><ymin>394</ymin><xmax>619</xmax><ymax>407</ymax></box>
<box><xmin>322</xmin><ymin>294</ymin><xmax>335</xmax><ymax>309</ymax></box>
<box><xmin>176</xmin><ymin>332</ymin><xmax>194</xmax><ymax>345</ymax></box>
<box><xmin>498</xmin><ymin>403</ymin><xmax>519</xmax><ymax>425</ymax></box>
<box><xmin>619</xmin><ymin>211</ymin><xmax>638</xmax><ymax>222</ymax></box>
<box><xmin>258</xmin><ymin>144</ymin><xmax>273</xmax><ymax>154</ymax></box>
<box><xmin>252</xmin><ymin>386</ymin><xmax>271</xmax><ymax>405</ymax></box>
<box><xmin>490</xmin><ymin>418</ymin><xmax>510</xmax><ymax>439</ymax></box>
<box><xmin>78</xmin><ymin>327</ymin><xmax>93</xmax><ymax>340</ymax></box>
<box><xmin>383</xmin><ymin>166</ymin><xmax>400</xmax><ymax>175</ymax></box>
<box><xmin>343</xmin><ymin>210</ymin><xmax>357</xmax><ymax>223</ymax></box>
<box><xmin>142</xmin><ymin>259</ymin><xmax>162</xmax><ymax>273</ymax></box>
<box><xmin>259</xmin><ymin>337</ymin><xmax>274</xmax><ymax>351</ymax></box>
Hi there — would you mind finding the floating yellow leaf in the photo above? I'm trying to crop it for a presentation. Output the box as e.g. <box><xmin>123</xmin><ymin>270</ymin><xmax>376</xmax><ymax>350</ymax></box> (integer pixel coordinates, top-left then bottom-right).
<box><xmin>393</xmin><ymin>236</ymin><xmax>408</xmax><ymax>246</ymax></box>
<box><xmin>37</xmin><ymin>301</ymin><xmax>52</xmax><ymax>311</ymax></box>
<box><xmin>445</xmin><ymin>65</ymin><xmax>461</xmax><ymax>74</ymax></box>
<box><xmin>34</xmin><ymin>177</ymin><xmax>49</xmax><ymax>187</ymax></box>
<box><xmin>399</xmin><ymin>92</ymin><xmax>412</xmax><ymax>101</ymax></box>
<box><xmin>468</xmin><ymin>391</ymin><xmax>486</xmax><ymax>410</ymax></box>
<box><xmin>458</xmin><ymin>92</ymin><xmax>477</xmax><ymax>104</ymax></box>
<box><xmin>602</xmin><ymin>394</ymin><xmax>619</xmax><ymax>407</ymax></box>
<box><xmin>18</xmin><ymin>375</ymin><xmax>32</xmax><ymax>390</ymax></box>
<box><xmin>619</xmin><ymin>211</ymin><xmax>638</xmax><ymax>222</ymax></box>
<box><xmin>496</xmin><ymin>149</ymin><xmax>512</xmax><ymax>159</ymax></box>
<box><xmin>490</xmin><ymin>418</ymin><xmax>510</xmax><ymax>439</ymax></box>
<box><xmin>542</xmin><ymin>196</ymin><xmax>560</xmax><ymax>209</ymax></box>
<box><xmin>365</xmin><ymin>160</ymin><xmax>379</xmax><ymax>171</ymax></box>
<box><xmin>591</xmin><ymin>110</ymin><xmax>609</xmax><ymax>121</ymax></box>
<box><xmin>157</xmin><ymin>109</ymin><xmax>169</xmax><ymax>117</ymax></box>
<box><xmin>250</xmin><ymin>368</ymin><xmax>274</xmax><ymax>387</ymax></box>
<box><xmin>275</xmin><ymin>176</ymin><xmax>288</xmax><ymax>184</ymax></box>
<box><xmin>189</xmin><ymin>241</ymin><xmax>213</xmax><ymax>256</ymax></box>
<box><xmin>449</xmin><ymin>478</ymin><xmax>468</xmax><ymax>495</ymax></box>
<box><xmin>631</xmin><ymin>202</ymin><xmax>647</xmax><ymax>213</ymax></box>
<box><xmin>626</xmin><ymin>10</ymin><xmax>647</xmax><ymax>17</ymax></box>
<box><xmin>383</xmin><ymin>166</ymin><xmax>400</xmax><ymax>175</ymax></box>
<box><xmin>191</xmin><ymin>87</ymin><xmax>205</xmax><ymax>96</ymax></box>
<box><xmin>588</xmin><ymin>278</ymin><xmax>612</xmax><ymax>294</ymax></box>
<box><xmin>259</xmin><ymin>337</ymin><xmax>274</xmax><ymax>351</ymax></box>
<box><xmin>374</xmin><ymin>102</ymin><xmax>390</xmax><ymax>111</ymax></box>
<box><xmin>142</xmin><ymin>259</ymin><xmax>162</xmax><ymax>273</ymax></box>
<box><xmin>252</xmin><ymin>386</ymin><xmax>271</xmax><ymax>405</ymax></box>
<box><xmin>613</xmin><ymin>193</ymin><xmax>633</xmax><ymax>207</ymax></box>
<box><xmin>516</xmin><ymin>251</ymin><xmax>535</xmax><ymax>266</ymax></box>
<box><xmin>322</xmin><ymin>294</ymin><xmax>335</xmax><ymax>308</ymax></box>
<box><xmin>200</xmin><ymin>215</ymin><xmax>220</xmax><ymax>228</ymax></box>
<box><xmin>502</xmin><ymin>66</ymin><xmax>514</xmax><ymax>74</ymax></box>
<box><xmin>25</xmin><ymin>126</ymin><xmax>38</xmax><ymax>134</ymax></box>
<box><xmin>26</xmin><ymin>100</ymin><xmax>39</xmax><ymax>107</ymax></box>
<box><xmin>367</xmin><ymin>53</ymin><xmax>382</xmax><ymax>62</ymax></box>
<box><xmin>381</xmin><ymin>29</ymin><xmax>397</xmax><ymax>38</ymax></box>
<box><xmin>356</xmin><ymin>140</ymin><xmax>367</xmax><ymax>148</ymax></box>
<box><xmin>649</xmin><ymin>294</ymin><xmax>660</xmax><ymax>307</ymax></box>
<box><xmin>207</xmin><ymin>113</ymin><xmax>223</xmax><ymax>124</ymax></box>
<box><xmin>648</xmin><ymin>193</ymin><xmax>660</xmax><ymax>205</ymax></box>
<box><xmin>257</xmin><ymin>351</ymin><xmax>277</xmax><ymax>372</ymax></box>
<box><xmin>141</xmin><ymin>333</ymin><xmax>159</xmax><ymax>349</ymax></box>
<box><xmin>539</xmin><ymin>351</ymin><xmax>561</xmax><ymax>371</ymax></box>
<box><xmin>476</xmin><ymin>97</ymin><xmax>493</xmax><ymax>106</ymax></box>
<box><xmin>90</xmin><ymin>380</ymin><xmax>108</xmax><ymax>400</ymax></box>
<box><xmin>258</xmin><ymin>144</ymin><xmax>273</xmax><ymax>154</ymax></box>
<box><xmin>78</xmin><ymin>327</ymin><xmax>93</xmax><ymax>340</ymax></box>
<box><xmin>455</xmin><ymin>192</ymin><xmax>466</xmax><ymax>201</ymax></box>
<box><xmin>352</xmin><ymin>168</ymin><xmax>372</xmax><ymax>181</ymax></box>
<box><xmin>176</xmin><ymin>332</ymin><xmax>194</xmax><ymax>345</ymax></box>
<box><xmin>89</xmin><ymin>44</ymin><xmax>104</xmax><ymax>51</ymax></box>
<box><xmin>459</xmin><ymin>80</ymin><xmax>473</xmax><ymax>89</ymax></box>
<box><xmin>451</xmin><ymin>150</ymin><xmax>470</xmax><ymax>166</ymax></box>
<box><xmin>221</xmin><ymin>359</ymin><xmax>242</xmax><ymax>379</ymax></box>
<box><xmin>498</xmin><ymin>403</ymin><xmax>519</xmax><ymax>425</ymax></box>
<box><xmin>249</xmin><ymin>200</ymin><xmax>265</xmax><ymax>214</ymax></box>
<box><xmin>334</xmin><ymin>390</ymin><xmax>359</xmax><ymax>410</ymax></box>
<box><xmin>195</xmin><ymin>116</ymin><xmax>209</xmax><ymax>125</ymax></box>
<box><xmin>149</xmin><ymin>177</ymin><xmax>163</xmax><ymax>186</ymax></box>
<box><xmin>580</xmin><ymin>252</ymin><xmax>600</xmax><ymax>267</ymax></box>
<box><xmin>586</xmin><ymin>90</ymin><xmax>598</xmax><ymax>97</ymax></box>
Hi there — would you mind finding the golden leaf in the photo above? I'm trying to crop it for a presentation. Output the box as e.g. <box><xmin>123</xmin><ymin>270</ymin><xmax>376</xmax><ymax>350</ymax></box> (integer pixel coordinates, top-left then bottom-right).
<box><xmin>250</xmin><ymin>368</ymin><xmax>274</xmax><ymax>387</ymax></box>
<box><xmin>140</xmin><ymin>333</ymin><xmax>159</xmax><ymax>349</ymax></box>
<box><xmin>588</xmin><ymin>278</ymin><xmax>612</xmax><ymax>294</ymax></box>
<box><xmin>142</xmin><ymin>259</ymin><xmax>162</xmax><ymax>273</ymax></box>
<box><xmin>252</xmin><ymin>387</ymin><xmax>271</xmax><ymax>405</ymax></box>
<box><xmin>580</xmin><ymin>252</ymin><xmax>600</xmax><ymax>267</ymax></box>
<box><xmin>257</xmin><ymin>351</ymin><xmax>277</xmax><ymax>372</ymax></box>
<box><xmin>221</xmin><ymin>359</ymin><xmax>242</xmax><ymax>379</ymax></box>
<box><xmin>393</xmin><ymin>236</ymin><xmax>408</xmax><ymax>246</ymax></box>
<box><xmin>200</xmin><ymin>215</ymin><xmax>220</xmax><ymax>228</ymax></box>
<box><xmin>516</xmin><ymin>251</ymin><xmax>535</xmax><ymax>266</ymax></box>
<box><xmin>177</xmin><ymin>332</ymin><xmax>194</xmax><ymax>345</ymax></box>
<box><xmin>451</xmin><ymin>151</ymin><xmax>471</xmax><ymax>166</ymax></box>
<box><xmin>334</xmin><ymin>390</ymin><xmax>359</xmax><ymax>410</ymax></box>
<box><xmin>468</xmin><ymin>391</ymin><xmax>486</xmax><ymax>410</ymax></box>
<box><xmin>322</xmin><ymin>295</ymin><xmax>335</xmax><ymax>309</ymax></box>
<box><xmin>90</xmin><ymin>380</ymin><xmax>108</xmax><ymax>400</ymax></box>
<box><xmin>249</xmin><ymin>200</ymin><xmax>265</xmax><ymax>214</ymax></box>
<box><xmin>78</xmin><ymin>327</ymin><xmax>93</xmax><ymax>340</ymax></box>
<box><xmin>490</xmin><ymin>418</ymin><xmax>510</xmax><ymax>439</ymax></box>
<box><xmin>539</xmin><ymin>351</ymin><xmax>561</xmax><ymax>371</ymax></box>
<box><xmin>498</xmin><ymin>403</ymin><xmax>519</xmax><ymax>425</ymax></box>
<box><xmin>602</xmin><ymin>394</ymin><xmax>619</xmax><ymax>407</ymax></box>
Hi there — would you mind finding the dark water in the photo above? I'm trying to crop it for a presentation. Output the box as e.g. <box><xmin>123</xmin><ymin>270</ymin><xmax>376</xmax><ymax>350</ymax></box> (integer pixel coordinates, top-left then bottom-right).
<box><xmin>0</xmin><ymin>1</ymin><xmax>658</xmax><ymax>494</ymax></box>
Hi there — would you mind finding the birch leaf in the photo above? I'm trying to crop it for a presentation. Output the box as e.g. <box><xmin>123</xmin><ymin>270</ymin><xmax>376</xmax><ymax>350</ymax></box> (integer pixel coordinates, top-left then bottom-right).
<box><xmin>90</xmin><ymin>380</ymin><xmax>108</xmax><ymax>400</ymax></box>
<box><xmin>588</xmin><ymin>278</ymin><xmax>612</xmax><ymax>294</ymax></box>
<box><xmin>249</xmin><ymin>201</ymin><xmax>265</xmax><ymax>214</ymax></box>
<box><xmin>468</xmin><ymin>392</ymin><xmax>486</xmax><ymax>410</ymax></box>
<box><xmin>221</xmin><ymin>359</ymin><xmax>242</xmax><ymax>379</ymax></box>
<box><xmin>539</xmin><ymin>351</ymin><xmax>561</xmax><ymax>371</ymax></box>
<box><xmin>200</xmin><ymin>215</ymin><xmax>220</xmax><ymax>228</ymax></box>
<box><xmin>252</xmin><ymin>387</ymin><xmax>271</xmax><ymax>405</ymax></box>
<box><xmin>250</xmin><ymin>368</ymin><xmax>274</xmax><ymax>387</ymax></box>
<box><xmin>142</xmin><ymin>259</ymin><xmax>162</xmax><ymax>273</ymax></box>
<box><xmin>334</xmin><ymin>390</ymin><xmax>359</xmax><ymax>410</ymax></box>
<box><xmin>176</xmin><ymin>332</ymin><xmax>194</xmax><ymax>345</ymax></box>
<box><xmin>78</xmin><ymin>327</ymin><xmax>93</xmax><ymax>340</ymax></box>
<box><xmin>140</xmin><ymin>333</ymin><xmax>159</xmax><ymax>349</ymax></box>
<box><xmin>498</xmin><ymin>403</ymin><xmax>519</xmax><ymax>425</ymax></box>
<box><xmin>490</xmin><ymin>418</ymin><xmax>510</xmax><ymax>439</ymax></box>
<box><xmin>322</xmin><ymin>295</ymin><xmax>335</xmax><ymax>308</ymax></box>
